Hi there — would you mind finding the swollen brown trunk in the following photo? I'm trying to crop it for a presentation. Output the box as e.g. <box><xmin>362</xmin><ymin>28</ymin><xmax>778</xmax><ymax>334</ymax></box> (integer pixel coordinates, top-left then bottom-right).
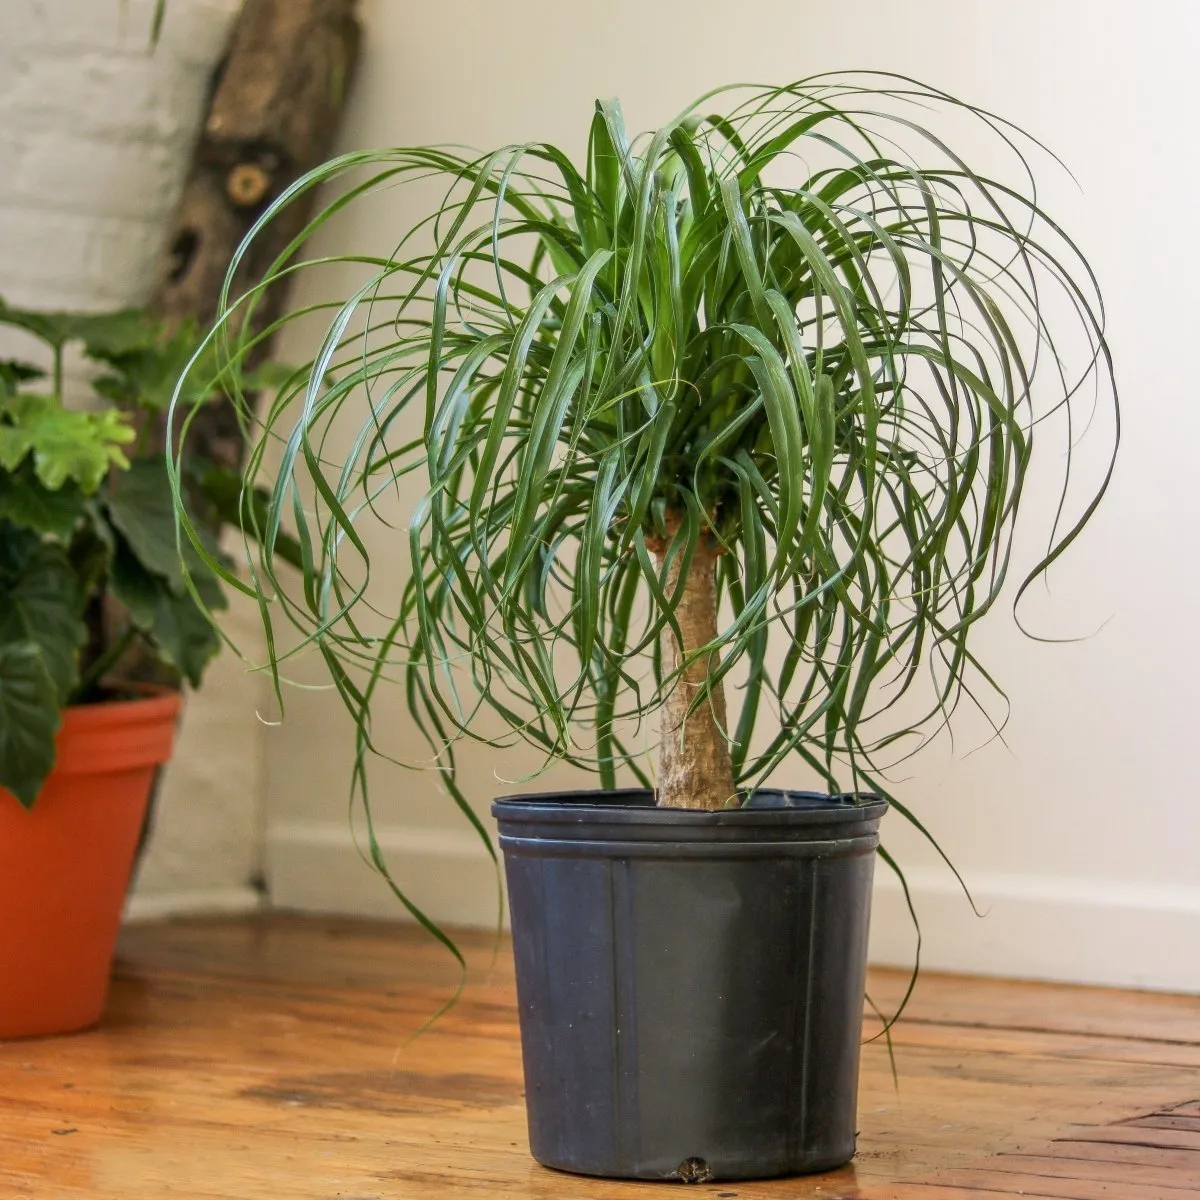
<box><xmin>653</xmin><ymin>535</ymin><xmax>736</xmax><ymax>810</ymax></box>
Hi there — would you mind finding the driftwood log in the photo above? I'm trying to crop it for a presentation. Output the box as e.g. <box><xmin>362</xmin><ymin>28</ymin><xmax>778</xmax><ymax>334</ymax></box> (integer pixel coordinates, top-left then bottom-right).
<box><xmin>112</xmin><ymin>0</ymin><xmax>359</xmax><ymax>688</ymax></box>
<box><xmin>153</xmin><ymin>0</ymin><xmax>361</xmax><ymax>472</ymax></box>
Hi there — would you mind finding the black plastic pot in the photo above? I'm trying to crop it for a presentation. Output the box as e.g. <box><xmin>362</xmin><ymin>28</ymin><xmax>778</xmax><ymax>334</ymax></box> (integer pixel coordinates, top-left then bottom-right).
<box><xmin>493</xmin><ymin>788</ymin><xmax>887</xmax><ymax>1183</ymax></box>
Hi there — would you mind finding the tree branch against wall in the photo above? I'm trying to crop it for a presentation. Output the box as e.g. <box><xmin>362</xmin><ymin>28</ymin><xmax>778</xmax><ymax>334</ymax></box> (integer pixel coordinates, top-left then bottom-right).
<box><xmin>154</xmin><ymin>0</ymin><xmax>361</xmax><ymax>473</ymax></box>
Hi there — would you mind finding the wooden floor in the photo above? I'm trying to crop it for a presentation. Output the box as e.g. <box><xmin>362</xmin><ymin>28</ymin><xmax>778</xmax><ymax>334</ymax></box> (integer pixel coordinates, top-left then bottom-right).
<box><xmin>1</xmin><ymin>917</ymin><xmax>1198</xmax><ymax>1198</ymax></box>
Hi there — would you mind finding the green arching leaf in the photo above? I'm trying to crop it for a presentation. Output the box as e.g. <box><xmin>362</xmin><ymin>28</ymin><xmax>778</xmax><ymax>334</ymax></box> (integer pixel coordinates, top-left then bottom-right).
<box><xmin>0</xmin><ymin>643</ymin><xmax>61</xmax><ymax>809</ymax></box>
<box><xmin>668</xmin><ymin>124</ymin><xmax>712</xmax><ymax>220</ymax></box>
<box><xmin>150</xmin><ymin>0</ymin><xmax>166</xmax><ymax>46</ymax></box>
<box><xmin>167</xmin><ymin>73</ymin><xmax>1119</xmax><ymax>969</ymax></box>
<box><xmin>503</xmin><ymin>249</ymin><xmax>613</xmax><ymax>570</ymax></box>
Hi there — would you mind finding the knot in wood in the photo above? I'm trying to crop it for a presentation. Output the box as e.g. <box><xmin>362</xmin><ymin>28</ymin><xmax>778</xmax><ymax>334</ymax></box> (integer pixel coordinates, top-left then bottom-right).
<box><xmin>226</xmin><ymin>163</ymin><xmax>272</xmax><ymax>207</ymax></box>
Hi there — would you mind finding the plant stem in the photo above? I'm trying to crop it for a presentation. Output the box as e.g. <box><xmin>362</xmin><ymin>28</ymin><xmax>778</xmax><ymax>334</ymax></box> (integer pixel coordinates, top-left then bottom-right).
<box><xmin>653</xmin><ymin>532</ymin><xmax>736</xmax><ymax>810</ymax></box>
<box><xmin>74</xmin><ymin>624</ymin><xmax>138</xmax><ymax>701</ymax></box>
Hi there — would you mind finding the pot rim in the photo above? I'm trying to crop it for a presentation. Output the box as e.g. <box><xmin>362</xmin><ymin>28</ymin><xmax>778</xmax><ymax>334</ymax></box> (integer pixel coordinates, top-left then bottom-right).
<box><xmin>62</xmin><ymin>684</ymin><xmax>182</xmax><ymax>729</ymax></box>
<box><xmin>493</xmin><ymin>787</ymin><xmax>888</xmax><ymax>832</ymax></box>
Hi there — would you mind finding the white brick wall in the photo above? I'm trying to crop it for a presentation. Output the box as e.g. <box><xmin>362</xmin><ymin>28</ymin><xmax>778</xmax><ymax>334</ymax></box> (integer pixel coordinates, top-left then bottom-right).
<box><xmin>0</xmin><ymin>0</ymin><xmax>266</xmax><ymax>918</ymax></box>
<box><xmin>0</xmin><ymin>0</ymin><xmax>239</xmax><ymax>309</ymax></box>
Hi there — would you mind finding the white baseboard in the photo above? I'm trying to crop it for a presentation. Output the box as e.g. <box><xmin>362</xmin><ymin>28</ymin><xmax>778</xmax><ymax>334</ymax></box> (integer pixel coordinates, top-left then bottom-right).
<box><xmin>123</xmin><ymin>885</ymin><xmax>264</xmax><ymax>923</ymax></box>
<box><xmin>266</xmin><ymin>821</ymin><xmax>1200</xmax><ymax>993</ymax></box>
<box><xmin>869</xmin><ymin>867</ymin><xmax>1200</xmax><ymax>993</ymax></box>
<box><xmin>266</xmin><ymin>821</ymin><xmax>504</xmax><ymax>929</ymax></box>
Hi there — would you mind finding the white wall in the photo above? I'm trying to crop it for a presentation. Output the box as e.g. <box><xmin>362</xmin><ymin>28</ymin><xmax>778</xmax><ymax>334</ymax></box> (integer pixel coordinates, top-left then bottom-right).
<box><xmin>264</xmin><ymin>0</ymin><xmax>1200</xmax><ymax>991</ymax></box>
<box><xmin>0</xmin><ymin>0</ymin><xmax>265</xmax><ymax>919</ymax></box>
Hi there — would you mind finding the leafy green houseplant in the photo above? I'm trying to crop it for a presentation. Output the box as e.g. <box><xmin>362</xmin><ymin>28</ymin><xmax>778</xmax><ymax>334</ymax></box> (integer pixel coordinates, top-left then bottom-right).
<box><xmin>0</xmin><ymin>304</ymin><xmax>235</xmax><ymax>805</ymax></box>
<box><xmin>175</xmin><ymin>74</ymin><xmax>1117</xmax><ymax>1180</ymax></box>
<box><xmin>0</xmin><ymin>301</ymin><xmax>281</xmax><ymax>1039</ymax></box>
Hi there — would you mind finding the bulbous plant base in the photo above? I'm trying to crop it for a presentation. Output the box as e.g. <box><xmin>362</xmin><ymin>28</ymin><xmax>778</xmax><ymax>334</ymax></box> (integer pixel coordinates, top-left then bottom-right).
<box><xmin>493</xmin><ymin>789</ymin><xmax>887</xmax><ymax>1181</ymax></box>
<box><xmin>0</xmin><ymin>691</ymin><xmax>181</xmax><ymax>1039</ymax></box>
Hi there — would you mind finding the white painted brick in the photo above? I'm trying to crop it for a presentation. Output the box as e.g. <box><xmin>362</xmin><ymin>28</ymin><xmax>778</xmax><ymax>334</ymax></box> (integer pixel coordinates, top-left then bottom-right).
<box><xmin>13</xmin><ymin>134</ymin><xmax>182</xmax><ymax>220</ymax></box>
<box><xmin>0</xmin><ymin>205</ymin><xmax>99</xmax><ymax>293</ymax></box>
<box><xmin>0</xmin><ymin>0</ymin><xmax>263</xmax><ymax>907</ymax></box>
<box><xmin>3</xmin><ymin>3</ymin><xmax>154</xmax><ymax>56</ymax></box>
<box><xmin>84</xmin><ymin>215</ymin><xmax>167</xmax><ymax>298</ymax></box>
<box><xmin>154</xmin><ymin>0</ymin><xmax>245</xmax><ymax>66</ymax></box>
<box><xmin>6</xmin><ymin>52</ymin><xmax>201</xmax><ymax>142</ymax></box>
<box><xmin>0</xmin><ymin>0</ymin><xmax>239</xmax><ymax>306</ymax></box>
<box><xmin>2</xmin><ymin>0</ymin><xmax>239</xmax><ymax>66</ymax></box>
<box><xmin>0</xmin><ymin>133</ymin><xmax>28</xmax><ymax>202</ymax></box>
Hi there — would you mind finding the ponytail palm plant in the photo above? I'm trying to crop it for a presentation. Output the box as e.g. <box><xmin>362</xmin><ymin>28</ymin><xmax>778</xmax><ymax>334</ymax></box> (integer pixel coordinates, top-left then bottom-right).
<box><xmin>173</xmin><ymin>74</ymin><xmax>1116</xmax><ymax>869</ymax></box>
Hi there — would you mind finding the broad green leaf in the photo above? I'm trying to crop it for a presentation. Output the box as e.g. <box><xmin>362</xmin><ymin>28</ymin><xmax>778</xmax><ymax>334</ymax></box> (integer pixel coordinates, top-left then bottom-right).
<box><xmin>0</xmin><ymin>300</ymin><xmax>150</xmax><ymax>356</ymax></box>
<box><xmin>90</xmin><ymin>320</ymin><xmax>213</xmax><ymax>412</ymax></box>
<box><xmin>89</xmin><ymin>317</ymin><xmax>289</xmax><ymax>413</ymax></box>
<box><xmin>71</xmin><ymin>309</ymin><xmax>158</xmax><ymax>360</ymax></box>
<box><xmin>0</xmin><ymin>360</ymin><xmax>44</xmax><ymax>398</ymax></box>
<box><xmin>0</xmin><ymin>300</ymin><xmax>81</xmax><ymax>351</ymax></box>
<box><xmin>0</xmin><ymin>301</ymin><xmax>266</xmax><ymax>414</ymax></box>
<box><xmin>0</xmin><ymin>393</ymin><xmax>135</xmax><ymax>492</ymax></box>
<box><xmin>106</xmin><ymin>459</ymin><xmax>228</xmax><ymax>597</ymax></box>
<box><xmin>0</xmin><ymin>521</ymin><xmax>40</xmax><ymax>574</ymax></box>
<box><xmin>195</xmin><ymin>464</ymin><xmax>305</xmax><ymax>570</ymax></box>
<box><xmin>149</xmin><ymin>583</ymin><xmax>222</xmax><ymax>688</ymax></box>
<box><xmin>107</xmin><ymin>537</ymin><xmax>161</xmax><ymax>631</ymax></box>
<box><xmin>0</xmin><ymin>464</ymin><xmax>85</xmax><ymax>538</ymax></box>
<box><xmin>0</xmin><ymin>643</ymin><xmax>61</xmax><ymax>809</ymax></box>
<box><xmin>68</xmin><ymin>510</ymin><xmax>115</xmax><ymax>597</ymax></box>
<box><xmin>0</xmin><ymin>541</ymin><xmax>86</xmax><ymax>702</ymax></box>
<box><xmin>109</xmin><ymin>537</ymin><xmax>222</xmax><ymax>687</ymax></box>
<box><xmin>106</xmin><ymin>459</ymin><xmax>188</xmax><ymax>587</ymax></box>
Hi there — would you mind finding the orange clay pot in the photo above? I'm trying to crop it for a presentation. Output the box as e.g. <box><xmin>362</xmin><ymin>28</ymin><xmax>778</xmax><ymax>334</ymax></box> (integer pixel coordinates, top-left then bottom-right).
<box><xmin>0</xmin><ymin>690</ymin><xmax>181</xmax><ymax>1039</ymax></box>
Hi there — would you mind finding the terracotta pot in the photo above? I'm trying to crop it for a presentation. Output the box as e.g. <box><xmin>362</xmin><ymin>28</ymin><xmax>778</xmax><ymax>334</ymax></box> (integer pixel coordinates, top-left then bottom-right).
<box><xmin>0</xmin><ymin>690</ymin><xmax>181</xmax><ymax>1039</ymax></box>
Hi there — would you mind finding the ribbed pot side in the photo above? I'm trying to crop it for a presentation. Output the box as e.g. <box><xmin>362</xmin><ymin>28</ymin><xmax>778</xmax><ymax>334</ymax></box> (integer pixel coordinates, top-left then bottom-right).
<box><xmin>494</xmin><ymin>789</ymin><xmax>886</xmax><ymax>1182</ymax></box>
<box><xmin>0</xmin><ymin>691</ymin><xmax>181</xmax><ymax>1039</ymax></box>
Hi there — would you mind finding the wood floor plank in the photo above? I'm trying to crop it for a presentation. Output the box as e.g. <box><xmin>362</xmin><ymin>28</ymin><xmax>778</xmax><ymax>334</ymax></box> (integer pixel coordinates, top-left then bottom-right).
<box><xmin>863</xmin><ymin>969</ymin><xmax>1200</xmax><ymax>1046</ymax></box>
<box><xmin>987</xmin><ymin>1152</ymin><xmax>1200</xmax><ymax>1190</ymax></box>
<box><xmin>0</xmin><ymin>915</ymin><xmax>1197</xmax><ymax>1199</ymax></box>
<box><xmin>1044</xmin><ymin>1141</ymin><xmax>1200</xmax><ymax>1170</ymax></box>
<box><xmin>870</xmin><ymin>1018</ymin><xmax>1200</xmax><ymax>1071</ymax></box>
<box><xmin>867</xmin><ymin>1187</ymin><xmax>1059</xmax><ymax>1199</ymax></box>
<box><xmin>1127</xmin><ymin>1116</ymin><xmax>1200</xmax><ymax>1133</ymax></box>
<box><xmin>917</xmin><ymin>1165</ymin><xmax>1196</xmax><ymax>1198</ymax></box>
<box><xmin>1058</xmin><ymin>1127</ymin><xmax>1200</xmax><ymax>1153</ymax></box>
